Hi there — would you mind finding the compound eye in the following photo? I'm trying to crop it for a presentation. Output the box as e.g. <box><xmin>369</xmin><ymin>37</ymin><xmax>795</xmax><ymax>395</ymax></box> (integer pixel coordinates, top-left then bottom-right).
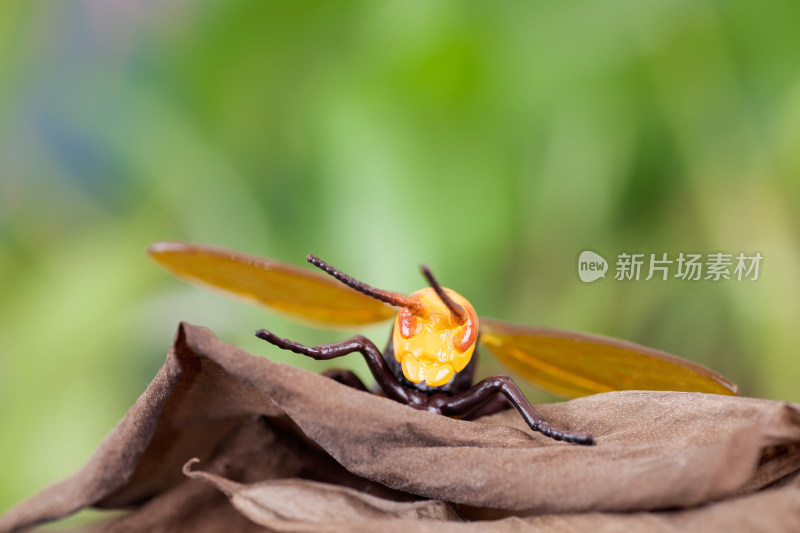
<box><xmin>452</xmin><ymin>306</ymin><xmax>477</xmax><ymax>353</ymax></box>
<box><xmin>398</xmin><ymin>307</ymin><xmax>421</xmax><ymax>339</ymax></box>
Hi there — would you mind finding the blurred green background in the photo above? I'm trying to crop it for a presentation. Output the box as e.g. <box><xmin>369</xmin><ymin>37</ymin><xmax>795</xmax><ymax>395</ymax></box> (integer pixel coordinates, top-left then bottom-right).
<box><xmin>1</xmin><ymin>0</ymin><xmax>799</xmax><ymax>515</ymax></box>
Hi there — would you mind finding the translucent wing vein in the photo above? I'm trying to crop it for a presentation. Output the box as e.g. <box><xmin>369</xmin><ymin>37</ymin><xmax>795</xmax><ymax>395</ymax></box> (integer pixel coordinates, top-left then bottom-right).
<box><xmin>148</xmin><ymin>242</ymin><xmax>396</xmax><ymax>327</ymax></box>
<box><xmin>479</xmin><ymin>317</ymin><xmax>738</xmax><ymax>398</ymax></box>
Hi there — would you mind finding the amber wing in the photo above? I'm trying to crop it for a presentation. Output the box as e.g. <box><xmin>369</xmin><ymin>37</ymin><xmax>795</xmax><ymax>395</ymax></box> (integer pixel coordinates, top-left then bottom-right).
<box><xmin>479</xmin><ymin>317</ymin><xmax>739</xmax><ymax>398</ymax></box>
<box><xmin>148</xmin><ymin>242</ymin><xmax>396</xmax><ymax>327</ymax></box>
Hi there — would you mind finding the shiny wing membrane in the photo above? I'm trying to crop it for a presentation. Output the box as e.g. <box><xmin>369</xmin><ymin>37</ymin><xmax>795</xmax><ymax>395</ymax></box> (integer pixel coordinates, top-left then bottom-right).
<box><xmin>479</xmin><ymin>317</ymin><xmax>738</xmax><ymax>398</ymax></box>
<box><xmin>148</xmin><ymin>242</ymin><xmax>396</xmax><ymax>327</ymax></box>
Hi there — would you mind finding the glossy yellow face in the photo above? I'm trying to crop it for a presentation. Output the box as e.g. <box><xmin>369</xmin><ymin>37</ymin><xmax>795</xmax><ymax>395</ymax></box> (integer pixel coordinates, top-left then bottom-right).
<box><xmin>392</xmin><ymin>287</ymin><xmax>478</xmax><ymax>387</ymax></box>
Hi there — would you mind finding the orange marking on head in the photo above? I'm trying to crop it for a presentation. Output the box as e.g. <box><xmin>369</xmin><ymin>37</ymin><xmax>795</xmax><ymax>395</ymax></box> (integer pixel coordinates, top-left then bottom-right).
<box><xmin>453</xmin><ymin>305</ymin><xmax>478</xmax><ymax>353</ymax></box>
<box><xmin>398</xmin><ymin>306</ymin><xmax>422</xmax><ymax>339</ymax></box>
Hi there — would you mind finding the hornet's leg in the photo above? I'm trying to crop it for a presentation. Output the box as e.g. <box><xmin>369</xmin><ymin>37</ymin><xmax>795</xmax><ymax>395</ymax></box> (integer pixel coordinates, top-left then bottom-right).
<box><xmin>461</xmin><ymin>394</ymin><xmax>510</xmax><ymax>420</ymax></box>
<box><xmin>436</xmin><ymin>375</ymin><xmax>595</xmax><ymax>445</ymax></box>
<box><xmin>322</xmin><ymin>369</ymin><xmax>370</xmax><ymax>392</ymax></box>
<box><xmin>255</xmin><ymin>329</ymin><xmax>412</xmax><ymax>404</ymax></box>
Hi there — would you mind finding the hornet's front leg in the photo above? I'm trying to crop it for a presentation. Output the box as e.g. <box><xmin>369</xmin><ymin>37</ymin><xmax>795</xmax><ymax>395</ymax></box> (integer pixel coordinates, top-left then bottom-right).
<box><xmin>435</xmin><ymin>375</ymin><xmax>595</xmax><ymax>445</ymax></box>
<box><xmin>321</xmin><ymin>369</ymin><xmax>370</xmax><ymax>392</ymax></box>
<box><xmin>255</xmin><ymin>329</ymin><xmax>413</xmax><ymax>405</ymax></box>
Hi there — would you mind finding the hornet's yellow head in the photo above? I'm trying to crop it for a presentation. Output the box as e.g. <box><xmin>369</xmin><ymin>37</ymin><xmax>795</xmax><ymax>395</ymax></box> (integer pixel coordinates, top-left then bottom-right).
<box><xmin>304</xmin><ymin>255</ymin><xmax>478</xmax><ymax>388</ymax></box>
<box><xmin>392</xmin><ymin>287</ymin><xmax>478</xmax><ymax>387</ymax></box>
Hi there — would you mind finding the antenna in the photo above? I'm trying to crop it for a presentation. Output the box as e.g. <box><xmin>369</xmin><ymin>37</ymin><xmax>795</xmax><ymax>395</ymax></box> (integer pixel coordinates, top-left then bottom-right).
<box><xmin>420</xmin><ymin>265</ymin><xmax>467</xmax><ymax>325</ymax></box>
<box><xmin>307</xmin><ymin>255</ymin><xmax>427</xmax><ymax>316</ymax></box>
